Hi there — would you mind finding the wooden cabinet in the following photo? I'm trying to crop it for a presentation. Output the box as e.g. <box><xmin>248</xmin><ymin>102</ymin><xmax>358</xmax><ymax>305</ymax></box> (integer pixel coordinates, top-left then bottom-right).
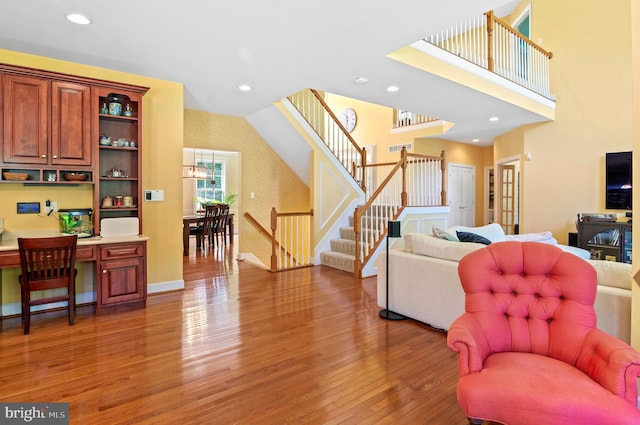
<box><xmin>577</xmin><ymin>220</ymin><xmax>632</xmax><ymax>263</ymax></box>
<box><xmin>96</xmin><ymin>242</ymin><xmax>147</xmax><ymax>314</ymax></box>
<box><xmin>51</xmin><ymin>81</ymin><xmax>92</xmax><ymax>166</ymax></box>
<box><xmin>0</xmin><ymin>63</ymin><xmax>149</xmax><ymax>314</ymax></box>
<box><xmin>93</xmin><ymin>87</ymin><xmax>143</xmax><ymax>235</ymax></box>
<box><xmin>2</xmin><ymin>73</ymin><xmax>49</xmax><ymax>164</ymax></box>
<box><xmin>2</xmin><ymin>75</ymin><xmax>92</xmax><ymax>166</ymax></box>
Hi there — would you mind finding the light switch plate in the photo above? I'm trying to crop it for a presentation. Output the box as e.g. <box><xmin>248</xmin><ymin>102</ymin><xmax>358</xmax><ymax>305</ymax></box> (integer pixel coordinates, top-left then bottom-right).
<box><xmin>144</xmin><ymin>190</ymin><xmax>164</xmax><ymax>201</ymax></box>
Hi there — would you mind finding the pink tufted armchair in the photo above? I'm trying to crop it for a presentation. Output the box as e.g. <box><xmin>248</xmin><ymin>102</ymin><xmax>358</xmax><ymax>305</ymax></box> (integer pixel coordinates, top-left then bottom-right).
<box><xmin>447</xmin><ymin>241</ymin><xmax>640</xmax><ymax>425</ymax></box>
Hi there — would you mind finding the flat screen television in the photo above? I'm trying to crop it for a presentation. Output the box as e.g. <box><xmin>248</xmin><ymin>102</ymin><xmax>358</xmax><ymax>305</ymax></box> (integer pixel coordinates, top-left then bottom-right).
<box><xmin>605</xmin><ymin>151</ymin><xmax>632</xmax><ymax>210</ymax></box>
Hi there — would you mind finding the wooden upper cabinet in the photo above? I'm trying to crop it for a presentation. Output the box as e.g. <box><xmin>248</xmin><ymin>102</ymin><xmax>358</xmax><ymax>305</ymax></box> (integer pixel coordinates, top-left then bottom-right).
<box><xmin>2</xmin><ymin>74</ymin><xmax>49</xmax><ymax>164</ymax></box>
<box><xmin>51</xmin><ymin>81</ymin><xmax>92</xmax><ymax>166</ymax></box>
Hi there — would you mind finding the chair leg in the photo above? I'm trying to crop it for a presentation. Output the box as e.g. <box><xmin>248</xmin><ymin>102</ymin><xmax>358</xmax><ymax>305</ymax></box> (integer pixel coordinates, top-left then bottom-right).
<box><xmin>69</xmin><ymin>284</ymin><xmax>75</xmax><ymax>326</ymax></box>
<box><xmin>21</xmin><ymin>285</ymin><xmax>30</xmax><ymax>334</ymax></box>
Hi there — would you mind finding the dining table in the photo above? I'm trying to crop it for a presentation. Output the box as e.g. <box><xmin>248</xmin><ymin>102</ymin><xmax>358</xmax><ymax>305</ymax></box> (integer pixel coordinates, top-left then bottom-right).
<box><xmin>182</xmin><ymin>213</ymin><xmax>234</xmax><ymax>256</ymax></box>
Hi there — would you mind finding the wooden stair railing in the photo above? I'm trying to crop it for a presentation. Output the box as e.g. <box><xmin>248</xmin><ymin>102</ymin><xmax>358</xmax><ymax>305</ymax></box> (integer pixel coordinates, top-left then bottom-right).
<box><xmin>353</xmin><ymin>148</ymin><xmax>446</xmax><ymax>278</ymax></box>
<box><xmin>285</xmin><ymin>88</ymin><xmax>446</xmax><ymax>278</ymax></box>
<box><xmin>287</xmin><ymin>89</ymin><xmax>367</xmax><ymax>191</ymax></box>
<box><xmin>244</xmin><ymin>209</ymin><xmax>314</xmax><ymax>272</ymax></box>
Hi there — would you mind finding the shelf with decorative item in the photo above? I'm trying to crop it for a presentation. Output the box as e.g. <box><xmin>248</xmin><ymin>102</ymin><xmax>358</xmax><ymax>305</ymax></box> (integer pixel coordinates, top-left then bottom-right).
<box><xmin>1</xmin><ymin>167</ymin><xmax>93</xmax><ymax>184</ymax></box>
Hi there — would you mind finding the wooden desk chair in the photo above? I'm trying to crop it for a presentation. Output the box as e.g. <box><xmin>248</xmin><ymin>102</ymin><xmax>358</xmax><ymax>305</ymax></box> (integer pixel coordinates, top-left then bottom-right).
<box><xmin>18</xmin><ymin>235</ymin><xmax>78</xmax><ymax>335</ymax></box>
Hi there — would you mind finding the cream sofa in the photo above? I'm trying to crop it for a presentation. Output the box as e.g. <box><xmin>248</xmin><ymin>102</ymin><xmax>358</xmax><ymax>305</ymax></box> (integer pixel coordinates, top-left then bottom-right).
<box><xmin>376</xmin><ymin>229</ymin><xmax>632</xmax><ymax>344</ymax></box>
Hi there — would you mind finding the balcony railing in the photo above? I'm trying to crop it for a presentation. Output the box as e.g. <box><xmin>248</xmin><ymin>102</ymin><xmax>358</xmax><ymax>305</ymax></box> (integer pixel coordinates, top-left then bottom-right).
<box><xmin>424</xmin><ymin>10</ymin><xmax>553</xmax><ymax>98</ymax></box>
<box><xmin>393</xmin><ymin>110</ymin><xmax>439</xmax><ymax>129</ymax></box>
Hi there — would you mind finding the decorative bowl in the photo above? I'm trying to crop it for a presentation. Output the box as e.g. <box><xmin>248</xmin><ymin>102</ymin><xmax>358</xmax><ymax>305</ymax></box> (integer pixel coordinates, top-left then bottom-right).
<box><xmin>3</xmin><ymin>172</ymin><xmax>29</xmax><ymax>181</ymax></box>
<box><xmin>63</xmin><ymin>173</ymin><xmax>89</xmax><ymax>181</ymax></box>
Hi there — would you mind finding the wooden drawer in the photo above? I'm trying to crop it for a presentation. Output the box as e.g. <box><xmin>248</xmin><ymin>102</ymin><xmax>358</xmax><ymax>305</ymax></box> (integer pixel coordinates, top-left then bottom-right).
<box><xmin>76</xmin><ymin>245</ymin><xmax>96</xmax><ymax>261</ymax></box>
<box><xmin>0</xmin><ymin>245</ymin><xmax>95</xmax><ymax>268</ymax></box>
<box><xmin>0</xmin><ymin>251</ymin><xmax>20</xmax><ymax>268</ymax></box>
<box><xmin>100</xmin><ymin>243</ymin><xmax>145</xmax><ymax>260</ymax></box>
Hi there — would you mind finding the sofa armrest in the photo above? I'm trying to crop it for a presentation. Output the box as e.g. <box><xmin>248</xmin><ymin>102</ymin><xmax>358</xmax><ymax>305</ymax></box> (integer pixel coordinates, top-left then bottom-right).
<box><xmin>446</xmin><ymin>314</ymin><xmax>493</xmax><ymax>375</ymax></box>
<box><xmin>576</xmin><ymin>328</ymin><xmax>640</xmax><ymax>405</ymax></box>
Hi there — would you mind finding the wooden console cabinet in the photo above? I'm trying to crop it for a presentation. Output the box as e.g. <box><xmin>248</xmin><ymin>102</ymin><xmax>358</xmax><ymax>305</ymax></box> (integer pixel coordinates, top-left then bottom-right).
<box><xmin>577</xmin><ymin>220</ymin><xmax>632</xmax><ymax>263</ymax></box>
<box><xmin>97</xmin><ymin>242</ymin><xmax>147</xmax><ymax>314</ymax></box>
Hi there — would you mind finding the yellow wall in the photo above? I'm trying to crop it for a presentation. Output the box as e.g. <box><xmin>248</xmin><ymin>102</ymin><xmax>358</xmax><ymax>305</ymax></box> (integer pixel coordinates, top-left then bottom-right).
<box><xmin>183</xmin><ymin>110</ymin><xmax>310</xmax><ymax>267</ymax></box>
<box><xmin>0</xmin><ymin>49</ymin><xmax>185</xmax><ymax>298</ymax></box>
<box><xmin>516</xmin><ymin>1</ymin><xmax>633</xmax><ymax>241</ymax></box>
<box><xmin>631</xmin><ymin>0</ymin><xmax>640</xmax><ymax>349</ymax></box>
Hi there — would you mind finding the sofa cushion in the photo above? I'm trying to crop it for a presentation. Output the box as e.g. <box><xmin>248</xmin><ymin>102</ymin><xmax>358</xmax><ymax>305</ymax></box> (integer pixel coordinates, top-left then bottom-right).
<box><xmin>587</xmin><ymin>259</ymin><xmax>632</xmax><ymax>291</ymax></box>
<box><xmin>404</xmin><ymin>233</ymin><xmax>485</xmax><ymax>262</ymax></box>
<box><xmin>432</xmin><ymin>225</ymin><xmax>458</xmax><ymax>241</ymax></box>
<box><xmin>447</xmin><ymin>223</ymin><xmax>507</xmax><ymax>243</ymax></box>
<box><xmin>457</xmin><ymin>231</ymin><xmax>492</xmax><ymax>245</ymax></box>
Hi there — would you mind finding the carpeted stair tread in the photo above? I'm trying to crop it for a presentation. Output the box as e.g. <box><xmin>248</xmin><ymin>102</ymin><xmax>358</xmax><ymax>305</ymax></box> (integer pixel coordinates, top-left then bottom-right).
<box><xmin>320</xmin><ymin>251</ymin><xmax>355</xmax><ymax>273</ymax></box>
<box><xmin>330</xmin><ymin>238</ymin><xmax>355</xmax><ymax>255</ymax></box>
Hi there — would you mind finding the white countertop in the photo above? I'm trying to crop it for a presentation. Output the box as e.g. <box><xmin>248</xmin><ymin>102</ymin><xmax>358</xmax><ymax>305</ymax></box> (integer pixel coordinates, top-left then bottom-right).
<box><xmin>0</xmin><ymin>230</ymin><xmax>149</xmax><ymax>252</ymax></box>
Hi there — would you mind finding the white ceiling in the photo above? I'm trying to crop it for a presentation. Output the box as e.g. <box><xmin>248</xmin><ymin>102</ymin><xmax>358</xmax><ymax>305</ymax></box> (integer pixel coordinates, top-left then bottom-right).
<box><xmin>0</xmin><ymin>0</ymin><xmax>547</xmax><ymax>145</ymax></box>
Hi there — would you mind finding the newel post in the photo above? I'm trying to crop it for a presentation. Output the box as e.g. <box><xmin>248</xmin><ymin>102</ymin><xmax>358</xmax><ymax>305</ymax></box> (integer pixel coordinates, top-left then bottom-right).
<box><xmin>360</xmin><ymin>146</ymin><xmax>367</xmax><ymax>192</ymax></box>
<box><xmin>270</xmin><ymin>207</ymin><xmax>278</xmax><ymax>270</ymax></box>
<box><xmin>440</xmin><ymin>150</ymin><xmax>447</xmax><ymax>206</ymax></box>
<box><xmin>401</xmin><ymin>147</ymin><xmax>408</xmax><ymax>207</ymax></box>
<box><xmin>486</xmin><ymin>11</ymin><xmax>495</xmax><ymax>72</ymax></box>
<box><xmin>353</xmin><ymin>207</ymin><xmax>362</xmax><ymax>278</ymax></box>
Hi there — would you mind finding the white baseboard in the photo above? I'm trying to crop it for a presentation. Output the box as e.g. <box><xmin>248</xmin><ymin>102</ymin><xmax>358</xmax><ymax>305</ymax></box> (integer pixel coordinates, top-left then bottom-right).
<box><xmin>237</xmin><ymin>252</ymin><xmax>268</xmax><ymax>269</ymax></box>
<box><xmin>148</xmin><ymin>280</ymin><xmax>184</xmax><ymax>294</ymax></box>
<box><xmin>1</xmin><ymin>281</ymin><xmax>184</xmax><ymax>318</ymax></box>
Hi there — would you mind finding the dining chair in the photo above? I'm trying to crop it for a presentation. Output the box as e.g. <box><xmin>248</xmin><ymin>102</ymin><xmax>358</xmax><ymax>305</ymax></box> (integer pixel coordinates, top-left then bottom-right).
<box><xmin>17</xmin><ymin>235</ymin><xmax>78</xmax><ymax>335</ymax></box>
<box><xmin>189</xmin><ymin>205</ymin><xmax>219</xmax><ymax>249</ymax></box>
<box><xmin>212</xmin><ymin>203</ymin><xmax>230</xmax><ymax>246</ymax></box>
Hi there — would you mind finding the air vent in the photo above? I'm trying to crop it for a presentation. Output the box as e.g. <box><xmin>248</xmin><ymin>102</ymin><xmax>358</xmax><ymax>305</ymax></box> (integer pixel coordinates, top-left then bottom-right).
<box><xmin>388</xmin><ymin>143</ymin><xmax>413</xmax><ymax>153</ymax></box>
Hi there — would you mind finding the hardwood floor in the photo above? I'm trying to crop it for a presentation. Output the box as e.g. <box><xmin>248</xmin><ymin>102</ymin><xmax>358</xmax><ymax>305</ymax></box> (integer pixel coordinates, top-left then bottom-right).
<box><xmin>0</xmin><ymin>238</ymin><xmax>479</xmax><ymax>424</ymax></box>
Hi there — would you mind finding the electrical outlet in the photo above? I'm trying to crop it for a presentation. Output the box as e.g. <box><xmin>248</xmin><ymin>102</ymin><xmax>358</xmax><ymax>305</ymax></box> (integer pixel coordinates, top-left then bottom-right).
<box><xmin>45</xmin><ymin>200</ymin><xmax>58</xmax><ymax>214</ymax></box>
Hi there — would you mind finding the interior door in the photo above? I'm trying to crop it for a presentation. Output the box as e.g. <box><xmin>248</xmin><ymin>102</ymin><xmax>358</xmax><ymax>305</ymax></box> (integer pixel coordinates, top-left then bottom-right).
<box><xmin>447</xmin><ymin>164</ymin><xmax>475</xmax><ymax>227</ymax></box>
<box><xmin>500</xmin><ymin>164</ymin><xmax>516</xmax><ymax>234</ymax></box>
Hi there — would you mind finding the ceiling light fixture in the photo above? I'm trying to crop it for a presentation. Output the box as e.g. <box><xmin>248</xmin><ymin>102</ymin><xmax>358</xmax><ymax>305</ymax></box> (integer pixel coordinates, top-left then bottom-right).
<box><xmin>354</xmin><ymin>77</ymin><xmax>369</xmax><ymax>85</ymax></box>
<box><xmin>472</xmin><ymin>139</ymin><xmax>480</xmax><ymax>143</ymax></box>
<box><xmin>386</xmin><ymin>85</ymin><xmax>399</xmax><ymax>93</ymax></box>
<box><xmin>66</xmin><ymin>13</ymin><xmax>91</xmax><ymax>25</ymax></box>
<box><xmin>489</xmin><ymin>116</ymin><xmax>500</xmax><ymax>122</ymax></box>
<box><xmin>238</xmin><ymin>84</ymin><xmax>252</xmax><ymax>92</ymax></box>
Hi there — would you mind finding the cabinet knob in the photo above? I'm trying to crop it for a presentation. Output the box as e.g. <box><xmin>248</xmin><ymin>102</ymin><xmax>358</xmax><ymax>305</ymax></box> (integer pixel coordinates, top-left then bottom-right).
<box><xmin>102</xmin><ymin>269</ymin><xmax>107</xmax><ymax>274</ymax></box>
<box><xmin>53</xmin><ymin>155</ymin><xmax>58</xmax><ymax>159</ymax></box>
<box><xmin>41</xmin><ymin>154</ymin><xmax>46</xmax><ymax>158</ymax></box>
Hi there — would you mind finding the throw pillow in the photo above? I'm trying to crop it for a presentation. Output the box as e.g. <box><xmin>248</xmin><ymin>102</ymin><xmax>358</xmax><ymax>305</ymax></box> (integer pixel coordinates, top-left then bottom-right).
<box><xmin>456</xmin><ymin>231</ymin><xmax>492</xmax><ymax>245</ymax></box>
<box><xmin>447</xmin><ymin>223</ymin><xmax>506</xmax><ymax>242</ymax></box>
<box><xmin>432</xmin><ymin>225</ymin><xmax>458</xmax><ymax>241</ymax></box>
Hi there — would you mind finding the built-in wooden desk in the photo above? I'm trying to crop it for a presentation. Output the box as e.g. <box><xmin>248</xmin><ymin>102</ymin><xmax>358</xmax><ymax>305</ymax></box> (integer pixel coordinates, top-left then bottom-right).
<box><xmin>0</xmin><ymin>233</ymin><xmax>149</xmax><ymax>317</ymax></box>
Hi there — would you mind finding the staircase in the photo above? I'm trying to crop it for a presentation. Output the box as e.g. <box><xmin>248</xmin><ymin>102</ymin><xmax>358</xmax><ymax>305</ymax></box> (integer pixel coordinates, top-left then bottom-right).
<box><xmin>320</xmin><ymin>215</ymin><xmax>358</xmax><ymax>273</ymax></box>
<box><xmin>286</xmin><ymin>90</ymin><xmax>446</xmax><ymax>277</ymax></box>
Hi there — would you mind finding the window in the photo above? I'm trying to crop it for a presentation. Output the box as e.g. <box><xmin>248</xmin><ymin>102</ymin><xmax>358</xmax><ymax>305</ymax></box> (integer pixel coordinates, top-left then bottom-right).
<box><xmin>195</xmin><ymin>159</ymin><xmax>224</xmax><ymax>205</ymax></box>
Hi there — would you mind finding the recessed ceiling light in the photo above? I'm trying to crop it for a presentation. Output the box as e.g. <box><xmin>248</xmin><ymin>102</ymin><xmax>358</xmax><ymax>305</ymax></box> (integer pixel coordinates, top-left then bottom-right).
<box><xmin>66</xmin><ymin>13</ymin><xmax>91</xmax><ymax>25</ymax></box>
<box><xmin>472</xmin><ymin>139</ymin><xmax>480</xmax><ymax>143</ymax></box>
<box><xmin>489</xmin><ymin>116</ymin><xmax>499</xmax><ymax>121</ymax></box>
<box><xmin>386</xmin><ymin>85</ymin><xmax>399</xmax><ymax>93</ymax></box>
<box><xmin>354</xmin><ymin>77</ymin><xmax>369</xmax><ymax>85</ymax></box>
<box><xmin>238</xmin><ymin>84</ymin><xmax>252</xmax><ymax>92</ymax></box>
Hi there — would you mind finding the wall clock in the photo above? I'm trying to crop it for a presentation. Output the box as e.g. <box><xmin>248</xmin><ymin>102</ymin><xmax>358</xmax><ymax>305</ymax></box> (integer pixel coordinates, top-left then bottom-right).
<box><xmin>339</xmin><ymin>108</ymin><xmax>357</xmax><ymax>133</ymax></box>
